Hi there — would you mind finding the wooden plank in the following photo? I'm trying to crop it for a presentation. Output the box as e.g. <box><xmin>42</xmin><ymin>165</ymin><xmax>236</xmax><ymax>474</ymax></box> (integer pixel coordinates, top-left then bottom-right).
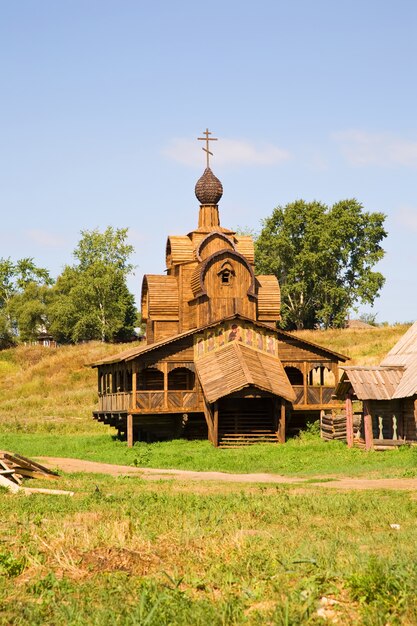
<box><xmin>0</xmin><ymin>474</ymin><xmax>20</xmax><ymax>493</ymax></box>
<box><xmin>363</xmin><ymin>401</ymin><xmax>374</xmax><ymax>451</ymax></box>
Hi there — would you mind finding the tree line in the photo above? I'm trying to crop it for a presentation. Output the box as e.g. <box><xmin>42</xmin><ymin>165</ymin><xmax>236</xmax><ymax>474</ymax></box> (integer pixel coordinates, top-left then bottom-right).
<box><xmin>0</xmin><ymin>227</ymin><xmax>137</xmax><ymax>348</ymax></box>
<box><xmin>0</xmin><ymin>199</ymin><xmax>387</xmax><ymax>348</ymax></box>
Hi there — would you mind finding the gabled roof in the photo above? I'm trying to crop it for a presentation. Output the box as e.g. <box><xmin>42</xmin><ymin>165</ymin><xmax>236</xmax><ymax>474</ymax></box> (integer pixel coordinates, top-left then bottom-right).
<box><xmin>382</xmin><ymin>321</ymin><xmax>417</xmax><ymax>361</ymax></box>
<box><xmin>336</xmin><ymin>321</ymin><xmax>417</xmax><ymax>400</ymax></box>
<box><xmin>90</xmin><ymin>313</ymin><xmax>349</xmax><ymax>367</ymax></box>
<box><xmin>336</xmin><ymin>366</ymin><xmax>404</xmax><ymax>400</ymax></box>
<box><xmin>195</xmin><ymin>342</ymin><xmax>296</xmax><ymax>403</ymax></box>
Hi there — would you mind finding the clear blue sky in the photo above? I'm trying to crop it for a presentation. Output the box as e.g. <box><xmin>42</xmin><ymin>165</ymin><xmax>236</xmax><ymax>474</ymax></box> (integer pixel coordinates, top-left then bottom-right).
<box><xmin>1</xmin><ymin>1</ymin><xmax>416</xmax><ymax>323</ymax></box>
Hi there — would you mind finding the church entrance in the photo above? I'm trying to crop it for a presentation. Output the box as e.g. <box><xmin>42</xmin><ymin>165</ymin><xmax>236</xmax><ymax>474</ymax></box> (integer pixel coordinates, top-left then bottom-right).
<box><xmin>217</xmin><ymin>396</ymin><xmax>278</xmax><ymax>447</ymax></box>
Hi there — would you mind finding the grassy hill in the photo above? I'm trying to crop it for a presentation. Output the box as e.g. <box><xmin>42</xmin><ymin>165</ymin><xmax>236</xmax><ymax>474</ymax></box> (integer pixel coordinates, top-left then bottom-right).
<box><xmin>0</xmin><ymin>341</ymin><xmax>130</xmax><ymax>434</ymax></box>
<box><xmin>294</xmin><ymin>323</ymin><xmax>411</xmax><ymax>365</ymax></box>
<box><xmin>0</xmin><ymin>324</ymin><xmax>411</xmax><ymax>435</ymax></box>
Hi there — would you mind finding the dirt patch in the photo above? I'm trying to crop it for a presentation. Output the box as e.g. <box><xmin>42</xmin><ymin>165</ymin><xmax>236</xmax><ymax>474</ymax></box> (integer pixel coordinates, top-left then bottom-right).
<box><xmin>81</xmin><ymin>547</ymin><xmax>159</xmax><ymax>576</ymax></box>
<box><xmin>37</xmin><ymin>457</ymin><xmax>417</xmax><ymax>491</ymax></box>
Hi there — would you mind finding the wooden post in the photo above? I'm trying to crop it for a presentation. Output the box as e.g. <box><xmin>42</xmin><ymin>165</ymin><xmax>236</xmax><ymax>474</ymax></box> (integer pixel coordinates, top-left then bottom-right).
<box><xmin>163</xmin><ymin>362</ymin><xmax>168</xmax><ymax>410</ymax></box>
<box><xmin>213</xmin><ymin>401</ymin><xmax>219</xmax><ymax>447</ymax></box>
<box><xmin>303</xmin><ymin>362</ymin><xmax>308</xmax><ymax>405</ymax></box>
<box><xmin>278</xmin><ymin>400</ymin><xmax>286</xmax><ymax>443</ymax></box>
<box><xmin>363</xmin><ymin>400</ymin><xmax>374</xmax><ymax>451</ymax></box>
<box><xmin>203</xmin><ymin>397</ymin><xmax>214</xmax><ymax>443</ymax></box>
<box><xmin>132</xmin><ymin>366</ymin><xmax>137</xmax><ymax>411</ymax></box>
<box><xmin>345</xmin><ymin>392</ymin><xmax>354</xmax><ymax>448</ymax></box>
<box><xmin>127</xmin><ymin>413</ymin><xmax>133</xmax><ymax>448</ymax></box>
<box><xmin>412</xmin><ymin>397</ymin><xmax>417</xmax><ymax>440</ymax></box>
<box><xmin>320</xmin><ymin>410</ymin><xmax>324</xmax><ymax>439</ymax></box>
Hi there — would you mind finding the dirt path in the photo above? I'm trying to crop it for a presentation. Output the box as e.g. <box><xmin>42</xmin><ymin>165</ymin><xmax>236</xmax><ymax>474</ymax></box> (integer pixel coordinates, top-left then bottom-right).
<box><xmin>37</xmin><ymin>457</ymin><xmax>417</xmax><ymax>490</ymax></box>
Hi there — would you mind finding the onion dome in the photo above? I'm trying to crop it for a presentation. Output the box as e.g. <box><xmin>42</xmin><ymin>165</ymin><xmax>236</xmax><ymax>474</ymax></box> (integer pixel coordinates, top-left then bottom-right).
<box><xmin>195</xmin><ymin>167</ymin><xmax>223</xmax><ymax>205</ymax></box>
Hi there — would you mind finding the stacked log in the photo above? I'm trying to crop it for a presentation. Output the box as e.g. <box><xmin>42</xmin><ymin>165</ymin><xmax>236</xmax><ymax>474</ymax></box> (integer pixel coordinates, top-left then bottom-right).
<box><xmin>321</xmin><ymin>413</ymin><xmax>361</xmax><ymax>442</ymax></box>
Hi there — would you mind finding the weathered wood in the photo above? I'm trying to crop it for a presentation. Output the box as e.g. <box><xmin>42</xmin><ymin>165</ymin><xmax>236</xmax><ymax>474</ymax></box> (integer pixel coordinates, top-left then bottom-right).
<box><xmin>278</xmin><ymin>400</ymin><xmax>286</xmax><ymax>443</ymax></box>
<box><xmin>127</xmin><ymin>413</ymin><xmax>133</xmax><ymax>448</ymax></box>
<box><xmin>363</xmin><ymin>401</ymin><xmax>374</xmax><ymax>451</ymax></box>
<box><xmin>345</xmin><ymin>394</ymin><xmax>354</xmax><ymax>448</ymax></box>
<box><xmin>213</xmin><ymin>401</ymin><xmax>219</xmax><ymax>447</ymax></box>
<box><xmin>0</xmin><ymin>474</ymin><xmax>20</xmax><ymax>493</ymax></box>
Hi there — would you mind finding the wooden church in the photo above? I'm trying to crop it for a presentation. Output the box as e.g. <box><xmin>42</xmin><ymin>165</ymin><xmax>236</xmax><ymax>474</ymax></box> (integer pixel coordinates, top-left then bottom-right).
<box><xmin>92</xmin><ymin>130</ymin><xmax>348</xmax><ymax>447</ymax></box>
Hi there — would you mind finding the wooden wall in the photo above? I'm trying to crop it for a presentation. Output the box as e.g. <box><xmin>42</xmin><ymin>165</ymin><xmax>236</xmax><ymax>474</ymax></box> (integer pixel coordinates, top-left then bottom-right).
<box><xmin>401</xmin><ymin>396</ymin><xmax>417</xmax><ymax>440</ymax></box>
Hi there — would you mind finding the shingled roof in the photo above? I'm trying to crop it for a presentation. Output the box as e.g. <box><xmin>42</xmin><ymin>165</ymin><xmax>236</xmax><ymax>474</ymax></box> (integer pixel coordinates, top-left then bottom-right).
<box><xmin>336</xmin><ymin>321</ymin><xmax>417</xmax><ymax>400</ymax></box>
<box><xmin>195</xmin><ymin>342</ymin><xmax>296</xmax><ymax>404</ymax></box>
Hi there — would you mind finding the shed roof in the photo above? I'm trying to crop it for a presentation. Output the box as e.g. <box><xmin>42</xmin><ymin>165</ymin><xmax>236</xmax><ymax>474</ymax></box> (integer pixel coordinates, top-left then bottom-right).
<box><xmin>336</xmin><ymin>320</ymin><xmax>417</xmax><ymax>400</ymax></box>
<box><xmin>195</xmin><ymin>342</ymin><xmax>296</xmax><ymax>403</ymax></box>
<box><xmin>337</xmin><ymin>366</ymin><xmax>404</xmax><ymax>400</ymax></box>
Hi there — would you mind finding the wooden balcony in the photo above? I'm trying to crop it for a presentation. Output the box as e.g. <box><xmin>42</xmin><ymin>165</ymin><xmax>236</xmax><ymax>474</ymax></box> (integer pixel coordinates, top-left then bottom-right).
<box><xmin>136</xmin><ymin>390</ymin><xmax>200</xmax><ymax>412</ymax></box>
<box><xmin>292</xmin><ymin>386</ymin><xmax>337</xmax><ymax>408</ymax></box>
<box><xmin>97</xmin><ymin>390</ymin><xmax>200</xmax><ymax>414</ymax></box>
<box><xmin>98</xmin><ymin>392</ymin><xmax>132</xmax><ymax>412</ymax></box>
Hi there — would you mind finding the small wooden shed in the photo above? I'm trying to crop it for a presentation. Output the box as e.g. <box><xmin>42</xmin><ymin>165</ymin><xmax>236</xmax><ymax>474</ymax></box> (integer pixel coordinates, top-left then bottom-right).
<box><xmin>336</xmin><ymin>321</ymin><xmax>417</xmax><ymax>449</ymax></box>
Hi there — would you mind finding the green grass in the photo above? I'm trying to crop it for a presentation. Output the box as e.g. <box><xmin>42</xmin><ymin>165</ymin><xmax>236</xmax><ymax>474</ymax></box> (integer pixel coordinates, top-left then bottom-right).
<box><xmin>2</xmin><ymin>432</ymin><xmax>417</xmax><ymax>479</ymax></box>
<box><xmin>2</xmin><ymin>334</ymin><xmax>417</xmax><ymax>623</ymax></box>
<box><xmin>1</xmin><ymin>474</ymin><xmax>417</xmax><ymax>624</ymax></box>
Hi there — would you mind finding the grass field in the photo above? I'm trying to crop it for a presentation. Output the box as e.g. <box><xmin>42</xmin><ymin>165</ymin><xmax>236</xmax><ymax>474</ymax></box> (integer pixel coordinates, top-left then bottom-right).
<box><xmin>1</xmin><ymin>327</ymin><xmax>416</xmax><ymax>624</ymax></box>
<box><xmin>1</xmin><ymin>475</ymin><xmax>417</xmax><ymax>625</ymax></box>
<box><xmin>2</xmin><ymin>433</ymin><xmax>417</xmax><ymax>480</ymax></box>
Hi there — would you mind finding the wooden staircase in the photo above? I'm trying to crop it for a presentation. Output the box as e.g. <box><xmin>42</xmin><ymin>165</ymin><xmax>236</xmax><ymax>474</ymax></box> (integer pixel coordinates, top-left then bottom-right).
<box><xmin>218</xmin><ymin>399</ymin><xmax>278</xmax><ymax>447</ymax></box>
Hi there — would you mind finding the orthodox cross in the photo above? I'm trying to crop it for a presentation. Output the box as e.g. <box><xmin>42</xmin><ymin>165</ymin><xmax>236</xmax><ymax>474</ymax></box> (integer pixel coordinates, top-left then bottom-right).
<box><xmin>198</xmin><ymin>128</ymin><xmax>218</xmax><ymax>168</ymax></box>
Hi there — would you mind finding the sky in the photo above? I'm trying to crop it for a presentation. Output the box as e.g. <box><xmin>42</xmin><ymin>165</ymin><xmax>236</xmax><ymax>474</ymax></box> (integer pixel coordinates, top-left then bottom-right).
<box><xmin>1</xmin><ymin>0</ymin><xmax>417</xmax><ymax>324</ymax></box>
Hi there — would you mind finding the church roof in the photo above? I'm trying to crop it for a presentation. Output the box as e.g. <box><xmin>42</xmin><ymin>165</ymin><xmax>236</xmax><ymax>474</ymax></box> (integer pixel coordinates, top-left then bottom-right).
<box><xmin>195</xmin><ymin>341</ymin><xmax>296</xmax><ymax>403</ymax></box>
<box><xmin>90</xmin><ymin>313</ymin><xmax>348</xmax><ymax>367</ymax></box>
<box><xmin>195</xmin><ymin>167</ymin><xmax>223</xmax><ymax>205</ymax></box>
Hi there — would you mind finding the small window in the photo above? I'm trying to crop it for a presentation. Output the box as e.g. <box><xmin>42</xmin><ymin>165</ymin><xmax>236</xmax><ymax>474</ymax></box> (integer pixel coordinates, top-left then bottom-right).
<box><xmin>221</xmin><ymin>269</ymin><xmax>231</xmax><ymax>284</ymax></box>
<box><xmin>218</xmin><ymin>262</ymin><xmax>235</xmax><ymax>286</ymax></box>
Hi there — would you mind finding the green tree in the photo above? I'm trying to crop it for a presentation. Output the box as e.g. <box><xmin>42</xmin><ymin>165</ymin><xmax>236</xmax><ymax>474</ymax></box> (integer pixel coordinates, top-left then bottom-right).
<box><xmin>255</xmin><ymin>199</ymin><xmax>387</xmax><ymax>329</ymax></box>
<box><xmin>49</xmin><ymin>227</ymin><xmax>137</xmax><ymax>343</ymax></box>
<box><xmin>0</xmin><ymin>258</ymin><xmax>53</xmax><ymax>346</ymax></box>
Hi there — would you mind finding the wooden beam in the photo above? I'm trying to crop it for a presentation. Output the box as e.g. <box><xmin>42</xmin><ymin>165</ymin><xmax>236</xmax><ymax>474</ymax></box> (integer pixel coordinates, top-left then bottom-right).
<box><xmin>127</xmin><ymin>413</ymin><xmax>133</xmax><ymax>448</ymax></box>
<box><xmin>213</xmin><ymin>401</ymin><xmax>219</xmax><ymax>447</ymax></box>
<box><xmin>131</xmin><ymin>366</ymin><xmax>137</xmax><ymax>412</ymax></box>
<box><xmin>363</xmin><ymin>400</ymin><xmax>374</xmax><ymax>451</ymax></box>
<box><xmin>203</xmin><ymin>396</ymin><xmax>214</xmax><ymax>443</ymax></box>
<box><xmin>278</xmin><ymin>400</ymin><xmax>286</xmax><ymax>444</ymax></box>
<box><xmin>414</xmin><ymin>398</ymin><xmax>417</xmax><ymax>434</ymax></box>
<box><xmin>345</xmin><ymin>393</ymin><xmax>354</xmax><ymax>448</ymax></box>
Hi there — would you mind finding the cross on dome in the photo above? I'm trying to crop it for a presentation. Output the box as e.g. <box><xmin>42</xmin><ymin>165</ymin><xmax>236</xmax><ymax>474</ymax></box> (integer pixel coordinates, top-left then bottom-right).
<box><xmin>197</xmin><ymin>128</ymin><xmax>218</xmax><ymax>168</ymax></box>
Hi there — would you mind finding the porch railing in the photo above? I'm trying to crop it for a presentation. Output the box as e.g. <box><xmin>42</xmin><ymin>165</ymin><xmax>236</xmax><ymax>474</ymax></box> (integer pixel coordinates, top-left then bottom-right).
<box><xmin>98</xmin><ymin>392</ymin><xmax>132</xmax><ymax>412</ymax></box>
<box><xmin>292</xmin><ymin>386</ymin><xmax>336</xmax><ymax>406</ymax></box>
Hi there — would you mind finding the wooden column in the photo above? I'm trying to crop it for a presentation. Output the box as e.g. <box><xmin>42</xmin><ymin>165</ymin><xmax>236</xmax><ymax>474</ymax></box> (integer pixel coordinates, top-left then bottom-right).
<box><xmin>213</xmin><ymin>401</ymin><xmax>219</xmax><ymax>447</ymax></box>
<box><xmin>127</xmin><ymin>413</ymin><xmax>133</xmax><ymax>448</ymax></box>
<box><xmin>132</xmin><ymin>366</ymin><xmax>137</xmax><ymax>411</ymax></box>
<box><xmin>345</xmin><ymin>392</ymin><xmax>354</xmax><ymax>448</ymax></box>
<box><xmin>303</xmin><ymin>362</ymin><xmax>308</xmax><ymax>405</ymax></box>
<box><xmin>162</xmin><ymin>363</ymin><xmax>168</xmax><ymax>410</ymax></box>
<box><xmin>203</xmin><ymin>396</ymin><xmax>214</xmax><ymax>443</ymax></box>
<box><xmin>363</xmin><ymin>400</ymin><xmax>374</xmax><ymax>451</ymax></box>
<box><xmin>278</xmin><ymin>400</ymin><xmax>286</xmax><ymax>444</ymax></box>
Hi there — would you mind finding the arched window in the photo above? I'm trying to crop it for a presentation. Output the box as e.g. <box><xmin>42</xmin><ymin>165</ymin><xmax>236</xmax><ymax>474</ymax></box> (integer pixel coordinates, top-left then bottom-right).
<box><xmin>284</xmin><ymin>366</ymin><xmax>304</xmax><ymax>385</ymax></box>
<box><xmin>168</xmin><ymin>367</ymin><xmax>195</xmax><ymax>390</ymax></box>
<box><xmin>138</xmin><ymin>368</ymin><xmax>164</xmax><ymax>390</ymax></box>
<box><xmin>218</xmin><ymin>261</ymin><xmax>235</xmax><ymax>285</ymax></box>
<box><xmin>308</xmin><ymin>366</ymin><xmax>336</xmax><ymax>386</ymax></box>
